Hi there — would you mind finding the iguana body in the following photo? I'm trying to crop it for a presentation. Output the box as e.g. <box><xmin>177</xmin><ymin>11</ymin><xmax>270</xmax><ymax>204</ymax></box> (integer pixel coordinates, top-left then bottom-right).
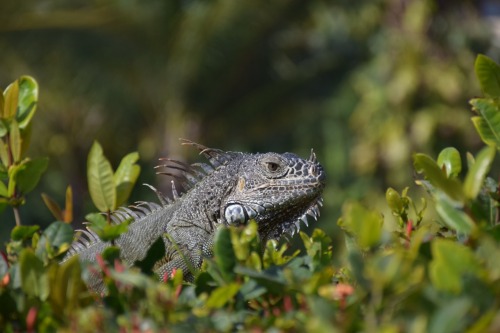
<box><xmin>64</xmin><ymin>140</ymin><xmax>326</xmax><ymax>292</ymax></box>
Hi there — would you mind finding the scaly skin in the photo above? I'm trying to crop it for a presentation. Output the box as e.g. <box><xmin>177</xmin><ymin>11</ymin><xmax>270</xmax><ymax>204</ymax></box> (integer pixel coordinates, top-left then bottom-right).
<box><xmin>64</xmin><ymin>140</ymin><xmax>326</xmax><ymax>292</ymax></box>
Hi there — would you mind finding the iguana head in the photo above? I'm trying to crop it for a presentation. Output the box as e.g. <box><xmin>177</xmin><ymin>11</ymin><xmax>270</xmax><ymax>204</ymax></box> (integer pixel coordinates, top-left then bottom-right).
<box><xmin>221</xmin><ymin>149</ymin><xmax>326</xmax><ymax>241</ymax></box>
<box><xmin>159</xmin><ymin>140</ymin><xmax>326</xmax><ymax>242</ymax></box>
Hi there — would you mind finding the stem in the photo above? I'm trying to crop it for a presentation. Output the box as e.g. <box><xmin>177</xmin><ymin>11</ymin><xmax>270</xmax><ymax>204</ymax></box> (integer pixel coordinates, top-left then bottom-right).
<box><xmin>13</xmin><ymin>206</ymin><xmax>21</xmax><ymax>226</ymax></box>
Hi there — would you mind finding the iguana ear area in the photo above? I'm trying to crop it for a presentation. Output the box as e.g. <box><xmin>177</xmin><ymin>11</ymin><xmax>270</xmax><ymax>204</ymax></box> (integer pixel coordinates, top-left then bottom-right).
<box><xmin>259</xmin><ymin>154</ymin><xmax>288</xmax><ymax>178</ymax></box>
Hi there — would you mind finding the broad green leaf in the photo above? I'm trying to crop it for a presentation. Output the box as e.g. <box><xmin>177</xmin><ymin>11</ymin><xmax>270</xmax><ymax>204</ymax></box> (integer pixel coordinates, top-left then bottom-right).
<box><xmin>16</xmin><ymin>76</ymin><xmax>38</xmax><ymax>129</ymax></box>
<box><xmin>337</xmin><ymin>202</ymin><xmax>383</xmax><ymax>249</ymax></box>
<box><xmin>36</xmin><ymin>221</ymin><xmax>74</xmax><ymax>259</ymax></box>
<box><xmin>463</xmin><ymin>146</ymin><xmax>496</xmax><ymax>199</ymax></box>
<box><xmin>2</xmin><ymin>80</ymin><xmax>19</xmax><ymax>120</ymax></box>
<box><xmin>435</xmin><ymin>195</ymin><xmax>476</xmax><ymax>235</ymax></box>
<box><xmin>470</xmin><ymin>99</ymin><xmax>500</xmax><ymax>146</ymax></box>
<box><xmin>87</xmin><ymin>141</ymin><xmax>116</xmax><ymax>212</ymax></box>
<box><xmin>437</xmin><ymin>147</ymin><xmax>461</xmax><ymax>178</ymax></box>
<box><xmin>19</xmin><ymin>249</ymin><xmax>49</xmax><ymax>300</ymax></box>
<box><xmin>474</xmin><ymin>54</ymin><xmax>500</xmax><ymax>97</ymax></box>
<box><xmin>20</xmin><ymin>121</ymin><xmax>33</xmax><ymax>158</ymax></box>
<box><xmin>205</xmin><ymin>283</ymin><xmax>240</xmax><ymax>309</ymax></box>
<box><xmin>114</xmin><ymin>151</ymin><xmax>140</xmax><ymax>207</ymax></box>
<box><xmin>9</xmin><ymin>120</ymin><xmax>21</xmax><ymax>163</ymax></box>
<box><xmin>11</xmin><ymin>225</ymin><xmax>40</xmax><ymax>241</ymax></box>
<box><xmin>413</xmin><ymin>153</ymin><xmax>464</xmax><ymax>202</ymax></box>
<box><xmin>213</xmin><ymin>227</ymin><xmax>237</xmax><ymax>282</ymax></box>
<box><xmin>13</xmin><ymin>157</ymin><xmax>49</xmax><ymax>195</ymax></box>
<box><xmin>0</xmin><ymin>120</ymin><xmax>6</xmax><ymax>138</ymax></box>
<box><xmin>429</xmin><ymin>239</ymin><xmax>482</xmax><ymax>293</ymax></box>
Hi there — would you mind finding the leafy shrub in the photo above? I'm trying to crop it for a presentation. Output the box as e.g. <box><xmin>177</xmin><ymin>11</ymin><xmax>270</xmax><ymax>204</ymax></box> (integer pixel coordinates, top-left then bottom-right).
<box><xmin>0</xmin><ymin>55</ymin><xmax>500</xmax><ymax>332</ymax></box>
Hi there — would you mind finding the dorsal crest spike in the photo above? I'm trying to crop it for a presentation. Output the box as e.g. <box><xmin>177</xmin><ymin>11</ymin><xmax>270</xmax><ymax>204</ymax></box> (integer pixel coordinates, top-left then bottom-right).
<box><xmin>179</xmin><ymin>138</ymin><xmax>241</xmax><ymax>167</ymax></box>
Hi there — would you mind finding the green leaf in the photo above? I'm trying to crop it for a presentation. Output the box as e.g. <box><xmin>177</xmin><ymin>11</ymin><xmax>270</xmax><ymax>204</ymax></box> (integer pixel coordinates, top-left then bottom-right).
<box><xmin>47</xmin><ymin>256</ymin><xmax>88</xmax><ymax>314</ymax></box>
<box><xmin>36</xmin><ymin>221</ymin><xmax>74</xmax><ymax>259</ymax></box>
<box><xmin>0</xmin><ymin>140</ymin><xmax>9</xmax><ymax>167</ymax></box>
<box><xmin>11</xmin><ymin>225</ymin><xmax>40</xmax><ymax>241</ymax></box>
<box><xmin>87</xmin><ymin>141</ymin><xmax>116</xmax><ymax>212</ymax></box>
<box><xmin>9</xmin><ymin>120</ymin><xmax>21</xmax><ymax>163</ymax></box>
<box><xmin>19</xmin><ymin>249</ymin><xmax>49</xmax><ymax>299</ymax></box>
<box><xmin>16</xmin><ymin>76</ymin><xmax>38</xmax><ymax>129</ymax></box>
<box><xmin>437</xmin><ymin>147</ymin><xmax>461</xmax><ymax>178</ymax></box>
<box><xmin>213</xmin><ymin>227</ymin><xmax>237</xmax><ymax>282</ymax></box>
<box><xmin>114</xmin><ymin>151</ymin><xmax>141</xmax><ymax>207</ymax></box>
<box><xmin>474</xmin><ymin>54</ymin><xmax>500</xmax><ymax>97</ymax></box>
<box><xmin>337</xmin><ymin>202</ymin><xmax>383</xmax><ymax>249</ymax></box>
<box><xmin>41</xmin><ymin>193</ymin><xmax>64</xmax><ymax>221</ymax></box>
<box><xmin>102</xmin><ymin>246</ymin><xmax>121</xmax><ymax>264</ymax></box>
<box><xmin>205</xmin><ymin>283</ymin><xmax>240</xmax><ymax>309</ymax></box>
<box><xmin>413</xmin><ymin>153</ymin><xmax>464</xmax><ymax>202</ymax></box>
<box><xmin>463</xmin><ymin>146</ymin><xmax>496</xmax><ymax>200</ymax></box>
<box><xmin>86</xmin><ymin>212</ymin><xmax>131</xmax><ymax>242</ymax></box>
<box><xmin>134</xmin><ymin>237</ymin><xmax>166</xmax><ymax>275</ymax></box>
<box><xmin>435</xmin><ymin>195</ymin><xmax>476</xmax><ymax>235</ymax></box>
<box><xmin>0</xmin><ymin>180</ymin><xmax>7</xmax><ymax>197</ymax></box>
<box><xmin>13</xmin><ymin>157</ymin><xmax>49</xmax><ymax>195</ymax></box>
<box><xmin>2</xmin><ymin>80</ymin><xmax>19</xmax><ymax>120</ymax></box>
<box><xmin>386</xmin><ymin>187</ymin><xmax>405</xmax><ymax>214</ymax></box>
<box><xmin>429</xmin><ymin>239</ymin><xmax>483</xmax><ymax>293</ymax></box>
<box><xmin>470</xmin><ymin>99</ymin><xmax>500</xmax><ymax>146</ymax></box>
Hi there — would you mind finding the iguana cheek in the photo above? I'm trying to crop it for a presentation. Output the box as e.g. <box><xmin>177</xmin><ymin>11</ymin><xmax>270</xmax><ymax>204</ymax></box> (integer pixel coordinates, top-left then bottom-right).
<box><xmin>224</xmin><ymin>204</ymin><xmax>247</xmax><ymax>225</ymax></box>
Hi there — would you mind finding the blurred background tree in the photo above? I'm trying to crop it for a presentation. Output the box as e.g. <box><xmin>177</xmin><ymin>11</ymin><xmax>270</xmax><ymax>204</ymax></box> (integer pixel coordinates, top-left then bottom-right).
<box><xmin>0</xmin><ymin>0</ymin><xmax>498</xmax><ymax>244</ymax></box>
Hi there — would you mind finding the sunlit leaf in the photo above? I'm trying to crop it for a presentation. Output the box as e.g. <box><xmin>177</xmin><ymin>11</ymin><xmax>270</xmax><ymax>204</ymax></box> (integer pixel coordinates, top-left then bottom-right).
<box><xmin>475</xmin><ymin>54</ymin><xmax>500</xmax><ymax>98</ymax></box>
<box><xmin>2</xmin><ymin>80</ymin><xmax>19</xmax><ymax>120</ymax></box>
<box><xmin>9</xmin><ymin>120</ymin><xmax>21</xmax><ymax>163</ymax></box>
<box><xmin>463</xmin><ymin>146</ymin><xmax>496</xmax><ymax>200</ymax></box>
<box><xmin>413</xmin><ymin>153</ymin><xmax>464</xmax><ymax>202</ymax></box>
<box><xmin>16</xmin><ymin>76</ymin><xmax>38</xmax><ymax>129</ymax></box>
<box><xmin>435</xmin><ymin>195</ymin><xmax>476</xmax><ymax>235</ymax></box>
<box><xmin>114</xmin><ymin>151</ymin><xmax>140</xmax><ymax>207</ymax></box>
<box><xmin>0</xmin><ymin>140</ymin><xmax>9</xmax><ymax>167</ymax></box>
<box><xmin>87</xmin><ymin>141</ymin><xmax>116</xmax><ymax>212</ymax></box>
<box><xmin>437</xmin><ymin>147</ymin><xmax>461</xmax><ymax>178</ymax></box>
<box><xmin>205</xmin><ymin>283</ymin><xmax>240</xmax><ymax>309</ymax></box>
<box><xmin>470</xmin><ymin>99</ymin><xmax>500</xmax><ymax>147</ymax></box>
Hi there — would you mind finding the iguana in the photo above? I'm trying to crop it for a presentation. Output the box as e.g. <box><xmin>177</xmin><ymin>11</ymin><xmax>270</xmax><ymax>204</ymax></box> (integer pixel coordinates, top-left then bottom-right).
<box><xmin>63</xmin><ymin>140</ymin><xmax>326</xmax><ymax>292</ymax></box>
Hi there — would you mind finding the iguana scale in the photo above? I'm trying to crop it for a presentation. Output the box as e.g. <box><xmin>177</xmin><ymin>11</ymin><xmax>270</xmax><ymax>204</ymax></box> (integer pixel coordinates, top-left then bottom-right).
<box><xmin>64</xmin><ymin>140</ymin><xmax>326</xmax><ymax>292</ymax></box>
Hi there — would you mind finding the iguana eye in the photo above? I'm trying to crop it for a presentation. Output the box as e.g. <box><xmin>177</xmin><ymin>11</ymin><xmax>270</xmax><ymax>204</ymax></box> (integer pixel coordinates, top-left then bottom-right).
<box><xmin>266</xmin><ymin>162</ymin><xmax>280</xmax><ymax>172</ymax></box>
